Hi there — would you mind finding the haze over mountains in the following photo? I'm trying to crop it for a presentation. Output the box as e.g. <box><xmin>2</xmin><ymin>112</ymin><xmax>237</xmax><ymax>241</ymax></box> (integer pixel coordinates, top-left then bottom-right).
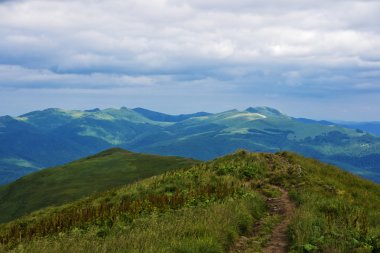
<box><xmin>339</xmin><ymin>122</ymin><xmax>380</xmax><ymax>137</ymax></box>
<box><xmin>1</xmin><ymin>106</ymin><xmax>380</xmax><ymax>185</ymax></box>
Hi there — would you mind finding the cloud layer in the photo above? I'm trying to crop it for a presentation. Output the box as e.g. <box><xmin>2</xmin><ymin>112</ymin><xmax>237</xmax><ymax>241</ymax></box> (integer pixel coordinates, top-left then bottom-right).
<box><xmin>1</xmin><ymin>0</ymin><xmax>380</xmax><ymax>120</ymax></box>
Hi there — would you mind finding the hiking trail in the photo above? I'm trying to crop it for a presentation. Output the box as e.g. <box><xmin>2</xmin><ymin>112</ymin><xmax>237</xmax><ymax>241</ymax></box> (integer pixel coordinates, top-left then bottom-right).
<box><xmin>263</xmin><ymin>187</ymin><xmax>295</xmax><ymax>253</ymax></box>
<box><xmin>230</xmin><ymin>186</ymin><xmax>295</xmax><ymax>253</ymax></box>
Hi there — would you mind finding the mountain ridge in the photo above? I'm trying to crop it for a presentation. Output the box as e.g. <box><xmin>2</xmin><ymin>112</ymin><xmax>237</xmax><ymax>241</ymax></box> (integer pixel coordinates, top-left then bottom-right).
<box><xmin>1</xmin><ymin>106</ymin><xmax>380</xmax><ymax>184</ymax></box>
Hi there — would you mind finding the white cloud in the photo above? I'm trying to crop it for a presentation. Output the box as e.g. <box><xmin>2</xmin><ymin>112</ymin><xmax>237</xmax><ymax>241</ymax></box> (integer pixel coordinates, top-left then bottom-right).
<box><xmin>0</xmin><ymin>0</ymin><xmax>380</xmax><ymax>119</ymax></box>
<box><xmin>1</xmin><ymin>0</ymin><xmax>379</xmax><ymax>71</ymax></box>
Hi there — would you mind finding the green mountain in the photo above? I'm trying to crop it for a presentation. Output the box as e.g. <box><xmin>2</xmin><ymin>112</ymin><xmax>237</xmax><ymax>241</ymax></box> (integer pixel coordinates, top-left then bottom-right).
<box><xmin>132</xmin><ymin>107</ymin><xmax>211</xmax><ymax>122</ymax></box>
<box><xmin>0</xmin><ymin>151</ymin><xmax>379</xmax><ymax>252</ymax></box>
<box><xmin>340</xmin><ymin>121</ymin><xmax>380</xmax><ymax>137</ymax></box>
<box><xmin>0</xmin><ymin>148</ymin><xmax>198</xmax><ymax>224</ymax></box>
<box><xmin>1</xmin><ymin>106</ymin><xmax>380</xmax><ymax>184</ymax></box>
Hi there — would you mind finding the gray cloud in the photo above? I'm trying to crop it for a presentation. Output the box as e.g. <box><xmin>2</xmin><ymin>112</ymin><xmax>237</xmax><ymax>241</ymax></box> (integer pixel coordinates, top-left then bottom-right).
<box><xmin>0</xmin><ymin>0</ymin><xmax>380</xmax><ymax>119</ymax></box>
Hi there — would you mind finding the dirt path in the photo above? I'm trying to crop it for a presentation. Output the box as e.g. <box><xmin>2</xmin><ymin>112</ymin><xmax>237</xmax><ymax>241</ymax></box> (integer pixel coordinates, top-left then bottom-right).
<box><xmin>230</xmin><ymin>186</ymin><xmax>295</xmax><ymax>253</ymax></box>
<box><xmin>263</xmin><ymin>187</ymin><xmax>295</xmax><ymax>253</ymax></box>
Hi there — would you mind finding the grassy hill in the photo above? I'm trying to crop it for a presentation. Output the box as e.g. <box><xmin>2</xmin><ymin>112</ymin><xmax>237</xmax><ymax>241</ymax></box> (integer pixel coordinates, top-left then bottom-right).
<box><xmin>0</xmin><ymin>151</ymin><xmax>379</xmax><ymax>252</ymax></box>
<box><xmin>1</xmin><ymin>106</ymin><xmax>380</xmax><ymax>184</ymax></box>
<box><xmin>0</xmin><ymin>148</ymin><xmax>198</xmax><ymax>224</ymax></box>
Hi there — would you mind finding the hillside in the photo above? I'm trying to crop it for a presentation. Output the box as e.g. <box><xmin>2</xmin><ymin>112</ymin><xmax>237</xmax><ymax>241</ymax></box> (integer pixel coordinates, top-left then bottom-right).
<box><xmin>340</xmin><ymin>121</ymin><xmax>380</xmax><ymax>137</ymax></box>
<box><xmin>132</xmin><ymin>107</ymin><xmax>211</xmax><ymax>122</ymax></box>
<box><xmin>0</xmin><ymin>151</ymin><xmax>379</xmax><ymax>252</ymax></box>
<box><xmin>0</xmin><ymin>148</ymin><xmax>198</xmax><ymax>224</ymax></box>
<box><xmin>1</xmin><ymin>106</ymin><xmax>380</xmax><ymax>184</ymax></box>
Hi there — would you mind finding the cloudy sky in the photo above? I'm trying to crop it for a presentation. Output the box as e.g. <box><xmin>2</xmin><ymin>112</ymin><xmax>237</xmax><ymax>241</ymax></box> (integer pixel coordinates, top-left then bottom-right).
<box><xmin>1</xmin><ymin>0</ymin><xmax>380</xmax><ymax>120</ymax></box>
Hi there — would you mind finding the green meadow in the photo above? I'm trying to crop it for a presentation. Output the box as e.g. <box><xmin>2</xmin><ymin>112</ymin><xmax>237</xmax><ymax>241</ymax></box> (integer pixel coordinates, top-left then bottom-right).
<box><xmin>0</xmin><ymin>149</ymin><xmax>379</xmax><ymax>252</ymax></box>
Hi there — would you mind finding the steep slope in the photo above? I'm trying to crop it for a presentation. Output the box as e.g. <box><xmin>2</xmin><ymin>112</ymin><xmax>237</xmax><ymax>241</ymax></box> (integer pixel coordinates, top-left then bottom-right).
<box><xmin>0</xmin><ymin>148</ymin><xmax>198</xmax><ymax>224</ymax></box>
<box><xmin>0</xmin><ymin>116</ymin><xmax>41</xmax><ymax>185</ymax></box>
<box><xmin>0</xmin><ymin>151</ymin><xmax>379</xmax><ymax>252</ymax></box>
<box><xmin>1</xmin><ymin>106</ymin><xmax>380</xmax><ymax>184</ymax></box>
<box><xmin>246</xmin><ymin>106</ymin><xmax>287</xmax><ymax>118</ymax></box>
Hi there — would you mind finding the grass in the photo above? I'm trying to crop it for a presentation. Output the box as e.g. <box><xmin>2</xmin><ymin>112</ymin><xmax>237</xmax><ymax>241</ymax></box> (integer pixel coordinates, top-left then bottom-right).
<box><xmin>233</xmin><ymin>214</ymin><xmax>281</xmax><ymax>253</ymax></box>
<box><xmin>0</xmin><ymin>151</ymin><xmax>270</xmax><ymax>252</ymax></box>
<box><xmin>5</xmin><ymin>194</ymin><xmax>265</xmax><ymax>253</ymax></box>
<box><xmin>0</xmin><ymin>148</ymin><xmax>199</xmax><ymax>224</ymax></box>
<box><xmin>0</xmin><ymin>150</ymin><xmax>379</xmax><ymax>252</ymax></box>
<box><xmin>278</xmin><ymin>152</ymin><xmax>380</xmax><ymax>252</ymax></box>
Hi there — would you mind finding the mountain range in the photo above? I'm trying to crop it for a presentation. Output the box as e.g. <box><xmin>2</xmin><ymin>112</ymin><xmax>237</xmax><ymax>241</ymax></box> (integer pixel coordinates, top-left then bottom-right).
<box><xmin>1</xmin><ymin>106</ymin><xmax>379</xmax><ymax>184</ymax></box>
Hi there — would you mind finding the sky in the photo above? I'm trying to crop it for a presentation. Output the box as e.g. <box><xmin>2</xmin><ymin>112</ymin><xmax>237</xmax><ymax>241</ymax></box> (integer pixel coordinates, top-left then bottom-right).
<box><xmin>0</xmin><ymin>0</ymin><xmax>380</xmax><ymax>120</ymax></box>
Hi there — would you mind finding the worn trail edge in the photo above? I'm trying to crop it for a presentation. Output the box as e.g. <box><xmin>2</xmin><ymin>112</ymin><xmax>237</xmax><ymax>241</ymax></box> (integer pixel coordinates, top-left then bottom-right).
<box><xmin>263</xmin><ymin>187</ymin><xmax>295</xmax><ymax>253</ymax></box>
<box><xmin>230</xmin><ymin>186</ymin><xmax>295</xmax><ymax>253</ymax></box>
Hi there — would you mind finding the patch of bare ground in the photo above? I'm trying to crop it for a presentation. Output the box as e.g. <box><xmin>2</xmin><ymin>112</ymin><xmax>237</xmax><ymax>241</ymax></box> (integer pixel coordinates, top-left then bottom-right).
<box><xmin>230</xmin><ymin>186</ymin><xmax>295</xmax><ymax>253</ymax></box>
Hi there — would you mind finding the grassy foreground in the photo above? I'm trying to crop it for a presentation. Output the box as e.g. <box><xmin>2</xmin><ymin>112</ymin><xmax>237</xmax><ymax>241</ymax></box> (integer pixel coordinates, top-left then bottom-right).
<box><xmin>283</xmin><ymin>152</ymin><xmax>380</xmax><ymax>252</ymax></box>
<box><xmin>0</xmin><ymin>150</ymin><xmax>379</xmax><ymax>252</ymax></box>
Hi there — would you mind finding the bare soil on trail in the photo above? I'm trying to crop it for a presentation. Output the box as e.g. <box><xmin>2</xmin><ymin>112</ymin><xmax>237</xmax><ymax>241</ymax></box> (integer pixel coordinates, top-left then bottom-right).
<box><xmin>230</xmin><ymin>186</ymin><xmax>295</xmax><ymax>253</ymax></box>
<box><xmin>263</xmin><ymin>187</ymin><xmax>295</xmax><ymax>253</ymax></box>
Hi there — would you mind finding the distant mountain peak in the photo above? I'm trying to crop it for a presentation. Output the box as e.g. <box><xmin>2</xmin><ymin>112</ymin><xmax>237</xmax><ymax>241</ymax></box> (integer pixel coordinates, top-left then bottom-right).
<box><xmin>0</xmin><ymin>115</ymin><xmax>14</xmax><ymax>121</ymax></box>
<box><xmin>245</xmin><ymin>107</ymin><xmax>285</xmax><ymax>117</ymax></box>
<box><xmin>0</xmin><ymin>115</ymin><xmax>20</xmax><ymax>127</ymax></box>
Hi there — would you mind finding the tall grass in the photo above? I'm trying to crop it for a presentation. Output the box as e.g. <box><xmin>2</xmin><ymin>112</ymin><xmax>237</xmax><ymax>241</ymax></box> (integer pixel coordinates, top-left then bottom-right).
<box><xmin>2</xmin><ymin>194</ymin><xmax>266</xmax><ymax>253</ymax></box>
<box><xmin>0</xmin><ymin>176</ymin><xmax>239</xmax><ymax>245</ymax></box>
<box><xmin>0</xmin><ymin>148</ymin><xmax>199</xmax><ymax>224</ymax></box>
<box><xmin>279</xmin><ymin>152</ymin><xmax>380</xmax><ymax>252</ymax></box>
<box><xmin>1</xmin><ymin>150</ymin><xmax>379</xmax><ymax>252</ymax></box>
<box><xmin>0</xmin><ymin>151</ymin><xmax>271</xmax><ymax>251</ymax></box>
